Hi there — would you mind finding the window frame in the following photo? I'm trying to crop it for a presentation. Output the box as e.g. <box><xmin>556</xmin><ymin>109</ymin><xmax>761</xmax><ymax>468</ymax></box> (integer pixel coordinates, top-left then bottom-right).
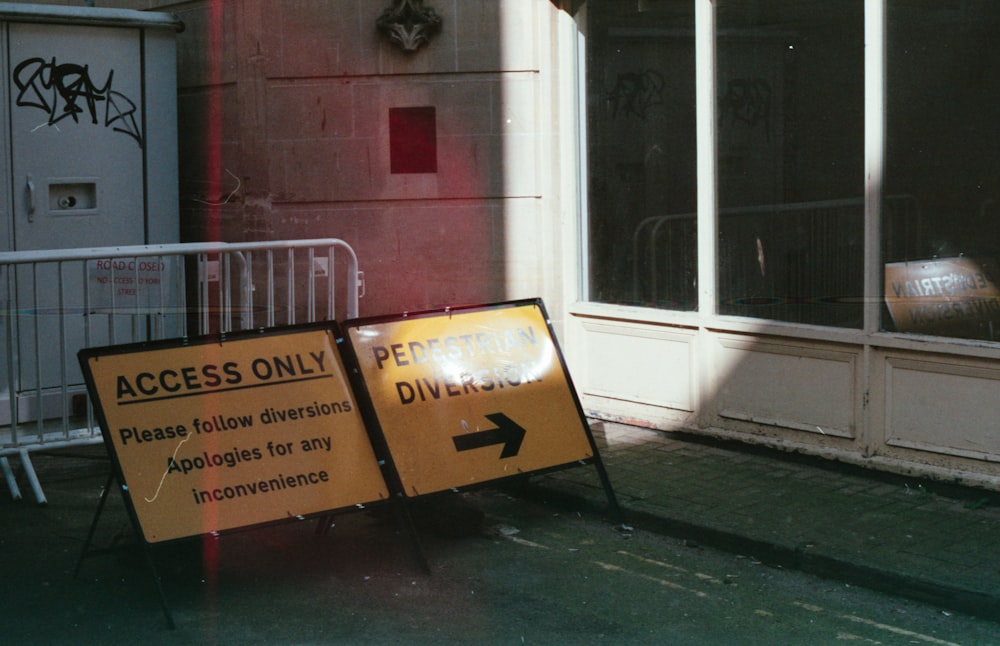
<box><xmin>576</xmin><ymin>0</ymin><xmax>952</xmax><ymax>345</ymax></box>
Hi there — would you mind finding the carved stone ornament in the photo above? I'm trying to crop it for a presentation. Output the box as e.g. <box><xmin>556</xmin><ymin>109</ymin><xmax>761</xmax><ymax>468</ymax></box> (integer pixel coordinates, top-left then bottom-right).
<box><xmin>376</xmin><ymin>0</ymin><xmax>443</xmax><ymax>52</ymax></box>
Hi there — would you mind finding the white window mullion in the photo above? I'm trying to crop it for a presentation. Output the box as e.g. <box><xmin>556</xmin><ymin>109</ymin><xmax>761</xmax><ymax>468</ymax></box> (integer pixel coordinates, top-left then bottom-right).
<box><xmin>696</xmin><ymin>0</ymin><xmax>718</xmax><ymax>319</ymax></box>
<box><xmin>575</xmin><ymin>2</ymin><xmax>590</xmax><ymax>302</ymax></box>
<box><xmin>864</xmin><ymin>0</ymin><xmax>885</xmax><ymax>334</ymax></box>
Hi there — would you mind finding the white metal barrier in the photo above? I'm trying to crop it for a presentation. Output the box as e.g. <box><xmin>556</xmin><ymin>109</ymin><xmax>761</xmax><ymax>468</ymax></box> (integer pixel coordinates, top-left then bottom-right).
<box><xmin>1</xmin><ymin>239</ymin><xmax>363</xmax><ymax>503</ymax></box>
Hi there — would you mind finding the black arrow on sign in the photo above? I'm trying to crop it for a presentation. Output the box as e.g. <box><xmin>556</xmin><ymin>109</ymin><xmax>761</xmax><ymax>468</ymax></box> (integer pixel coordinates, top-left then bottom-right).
<box><xmin>452</xmin><ymin>413</ymin><xmax>525</xmax><ymax>459</ymax></box>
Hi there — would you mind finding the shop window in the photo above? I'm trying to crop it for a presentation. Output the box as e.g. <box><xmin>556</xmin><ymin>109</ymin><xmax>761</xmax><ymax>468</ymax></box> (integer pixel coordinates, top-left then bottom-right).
<box><xmin>586</xmin><ymin>0</ymin><xmax>697</xmax><ymax>310</ymax></box>
<box><xmin>586</xmin><ymin>1</ymin><xmax>865</xmax><ymax>325</ymax></box>
<box><xmin>884</xmin><ymin>1</ymin><xmax>1000</xmax><ymax>341</ymax></box>
<box><xmin>715</xmin><ymin>0</ymin><xmax>864</xmax><ymax>327</ymax></box>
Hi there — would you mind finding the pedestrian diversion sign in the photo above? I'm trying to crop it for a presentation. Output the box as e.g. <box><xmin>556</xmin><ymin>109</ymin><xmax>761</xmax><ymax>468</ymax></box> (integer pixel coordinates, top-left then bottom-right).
<box><xmin>79</xmin><ymin>325</ymin><xmax>389</xmax><ymax>543</ymax></box>
<box><xmin>343</xmin><ymin>299</ymin><xmax>596</xmax><ymax>496</ymax></box>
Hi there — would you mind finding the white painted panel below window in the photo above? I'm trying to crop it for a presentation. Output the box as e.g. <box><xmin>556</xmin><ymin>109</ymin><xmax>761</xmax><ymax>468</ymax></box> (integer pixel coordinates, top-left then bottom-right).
<box><xmin>580</xmin><ymin>321</ymin><xmax>695</xmax><ymax>411</ymax></box>
<box><xmin>715</xmin><ymin>337</ymin><xmax>857</xmax><ymax>438</ymax></box>
<box><xmin>886</xmin><ymin>358</ymin><xmax>1000</xmax><ymax>462</ymax></box>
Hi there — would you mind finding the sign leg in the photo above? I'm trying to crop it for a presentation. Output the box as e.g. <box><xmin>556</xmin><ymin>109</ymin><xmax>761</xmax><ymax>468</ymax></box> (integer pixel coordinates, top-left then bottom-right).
<box><xmin>139</xmin><ymin>540</ymin><xmax>176</xmax><ymax>630</ymax></box>
<box><xmin>391</xmin><ymin>496</ymin><xmax>430</xmax><ymax>574</ymax></box>
<box><xmin>74</xmin><ymin>469</ymin><xmax>176</xmax><ymax>629</ymax></box>
<box><xmin>315</xmin><ymin>514</ymin><xmax>336</xmax><ymax>536</ymax></box>
<box><xmin>591</xmin><ymin>455</ymin><xmax>628</xmax><ymax>530</ymax></box>
<box><xmin>74</xmin><ymin>470</ymin><xmax>115</xmax><ymax>578</ymax></box>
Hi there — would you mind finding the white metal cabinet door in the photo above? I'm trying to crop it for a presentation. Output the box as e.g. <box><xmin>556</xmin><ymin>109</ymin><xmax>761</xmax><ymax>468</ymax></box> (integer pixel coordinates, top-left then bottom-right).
<box><xmin>7</xmin><ymin>22</ymin><xmax>146</xmax><ymax>398</ymax></box>
<box><xmin>9</xmin><ymin>22</ymin><xmax>144</xmax><ymax>250</ymax></box>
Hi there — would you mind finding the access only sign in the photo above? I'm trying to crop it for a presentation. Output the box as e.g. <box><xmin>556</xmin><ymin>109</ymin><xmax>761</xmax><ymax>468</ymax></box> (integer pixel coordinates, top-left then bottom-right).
<box><xmin>80</xmin><ymin>325</ymin><xmax>389</xmax><ymax>543</ymax></box>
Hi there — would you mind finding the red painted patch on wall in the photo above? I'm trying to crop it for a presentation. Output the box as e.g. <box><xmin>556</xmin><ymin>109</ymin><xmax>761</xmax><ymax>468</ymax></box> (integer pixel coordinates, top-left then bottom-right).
<box><xmin>389</xmin><ymin>106</ymin><xmax>437</xmax><ymax>174</ymax></box>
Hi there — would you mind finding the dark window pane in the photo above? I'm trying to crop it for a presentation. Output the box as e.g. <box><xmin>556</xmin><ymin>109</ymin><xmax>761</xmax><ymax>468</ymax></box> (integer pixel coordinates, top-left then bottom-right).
<box><xmin>716</xmin><ymin>1</ymin><xmax>864</xmax><ymax>327</ymax></box>
<box><xmin>586</xmin><ymin>1</ymin><xmax>697</xmax><ymax>310</ymax></box>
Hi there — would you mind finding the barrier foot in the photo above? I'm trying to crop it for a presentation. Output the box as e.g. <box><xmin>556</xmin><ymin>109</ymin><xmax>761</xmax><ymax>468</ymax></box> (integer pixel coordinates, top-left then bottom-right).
<box><xmin>1</xmin><ymin>456</ymin><xmax>22</xmax><ymax>501</ymax></box>
<box><xmin>19</xmin><ymin>449</ymin><xmax>47</xmax><ymax>505</ymax></box>
<box><xmin>592</xmin><ymin>453</ymin><xmax>627</xmax><ymax>530</ymax></box>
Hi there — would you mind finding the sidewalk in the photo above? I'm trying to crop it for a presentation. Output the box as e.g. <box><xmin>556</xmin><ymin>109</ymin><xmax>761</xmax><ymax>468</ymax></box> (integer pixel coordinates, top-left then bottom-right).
<box><xmin>528</xmin><ymin>421</ymin><xmax>1000</xmax><ymax>623</ymax></box>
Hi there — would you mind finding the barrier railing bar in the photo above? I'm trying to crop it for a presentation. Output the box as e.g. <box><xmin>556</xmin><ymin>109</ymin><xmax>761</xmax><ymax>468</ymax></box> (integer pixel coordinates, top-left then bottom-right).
<box><xmin>57</xmin><ymin>261</ymin><xmax>69</xmax><ymax>441</ymax></box>
<box><xmin>30</xmin><ymin>264</ymin><xmax>42</xmax><ymax>440</ymax></box>
<box><xmin>266</xmin><ymin>250</ymin><xmax>276</xmax><ymax>329</ymax></box>
<box><xmin>286</xmin><ymin>248</ymin><xmax>295</xmax><ymax>326</ymax></box>
<box><xmin>307</xmin><ymin>247</ymin><xmax>316</xmax><ymax>323</ymax></box>
<box><xmin>327</xmin><ymin>246</ymin><xmax>336</xmax><ymax>321</ymax></box>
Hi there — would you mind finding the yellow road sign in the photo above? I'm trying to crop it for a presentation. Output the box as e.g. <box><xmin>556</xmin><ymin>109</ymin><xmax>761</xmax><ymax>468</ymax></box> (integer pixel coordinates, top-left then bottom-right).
<box><xmin>81</xmin><ymin>326</ymin><xmax>388</xmax><ymax>543</ymax></box>
<box><xmin>346</xmin><ymin>300</ymin><xmax>595</xmax><ymax>496</ymax></box>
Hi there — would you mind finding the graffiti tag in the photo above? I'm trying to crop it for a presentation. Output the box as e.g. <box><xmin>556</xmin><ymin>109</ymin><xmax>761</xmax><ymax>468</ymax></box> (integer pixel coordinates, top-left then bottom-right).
<box><xmin>13</xmin><ymin>56</ymin><xmax>142</xmax><ymax>148</ymax></box>
<box><xmin>608</xmin><ymin>70</ymin><xmax>665</xmax><ymax>119</ymax></box>
<box><xmin>719</xmin><ymin>77</ymin><xmax>772</xmax><ymax>140</ymax></box>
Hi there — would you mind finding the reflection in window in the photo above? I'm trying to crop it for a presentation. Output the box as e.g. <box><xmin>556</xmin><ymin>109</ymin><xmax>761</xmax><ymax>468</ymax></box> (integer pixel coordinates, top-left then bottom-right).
<box><xmin>586</xmin><ymin>1</ymin><xmax>697</xmax><ymax>310</ymax></box>
<box><xmin>884</xmin><ymin>1</ymin><xmax>1000</xmax><ymax>341</ymax></box>
<box><xmin>716</xmin><ymin>1</ymin><xmax>864</xmax><ymax>327</ymax></box>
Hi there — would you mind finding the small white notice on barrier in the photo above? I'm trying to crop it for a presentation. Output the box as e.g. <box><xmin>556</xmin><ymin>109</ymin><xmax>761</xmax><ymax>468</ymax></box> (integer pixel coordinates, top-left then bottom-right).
<box><xmin>86</xmin><ymin>256</ymin><xmax>180</xmax><ymax>313</ymax></box>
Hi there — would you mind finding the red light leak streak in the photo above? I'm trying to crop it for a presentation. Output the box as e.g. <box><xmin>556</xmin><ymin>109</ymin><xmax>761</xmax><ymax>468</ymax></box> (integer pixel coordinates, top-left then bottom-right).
<box><xmin>204</xmin><ymin>0</ymin><xmax>224</xmax><ymax>244</ymax></box>
<box><xmin>200</xmin><ymin>4</ymin><xmax>224</xmax><ymax>618</ymax></box>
